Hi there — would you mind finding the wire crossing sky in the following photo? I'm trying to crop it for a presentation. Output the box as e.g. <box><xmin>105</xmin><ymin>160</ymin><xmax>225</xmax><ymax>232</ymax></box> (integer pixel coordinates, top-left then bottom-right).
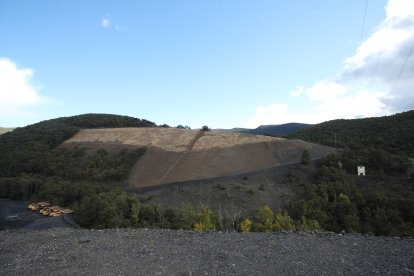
<box><xmin>1</xmin><ymin>0</ymin><xmax>413</xmax><ymax>128</ymax></box>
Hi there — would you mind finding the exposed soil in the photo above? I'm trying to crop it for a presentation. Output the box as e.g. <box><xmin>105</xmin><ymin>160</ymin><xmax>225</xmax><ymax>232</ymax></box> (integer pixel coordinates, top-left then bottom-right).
<box><xmin>64</xmin><ymin>128</ymin><xmax>337</xmax><ymax>187</ymax></box>
<box><xmin>130</xmin><ymin>162</ymin><xmax>314</xmax><ymax>218</ymax></box>
<box><xmin>1</xmin><ymin>228</ymin><xmax>413</xmax><ymax>275</ymax></box>
<box><xmin>64</xmin><ymin>128</ymin><xmax>199</xmax><ymax>152</ymax></box>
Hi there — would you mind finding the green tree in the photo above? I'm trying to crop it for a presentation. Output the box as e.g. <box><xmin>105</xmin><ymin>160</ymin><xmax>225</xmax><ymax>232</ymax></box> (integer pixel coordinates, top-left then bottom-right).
<box><xmin>255</xmin><ymin>205</ymin><xmax>274</xmax><ymax>232</ymax></box>
<box><xmin>240</xmin><ymin>219</ymin><xmax>252</xmax><ymax>233</ymax></box>
<box><xmin>297</xmin><ymin>216</ymin><xmax>321</xmax><ymax>231</ymax></box>
<box><xmin>301</xmin><ymin>149</ymin><xmax>310</xmax><ymax>165</ymax></box>
<box><xmin>194</xmin><ymin>207</ymin><xmax>216</xmax><ymax>232</ymax></box>
<box><xmin>273</xmin><ymin>211</ymin><xmax>296</xmax><ymax>231</ymax></box>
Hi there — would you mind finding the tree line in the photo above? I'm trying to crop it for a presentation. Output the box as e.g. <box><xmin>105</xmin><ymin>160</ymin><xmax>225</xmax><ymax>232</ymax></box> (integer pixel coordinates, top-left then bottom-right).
<box><xmin>288</xmin><ymin>155</ymin><xmax>414</xmax><ymax>236</ymax></box>
<box><xmin>0</xmin><ymin>114</ymin><xmax>156</xmax><ymax>178</ymax></box>
<box><xmin>290</xmin><ymin>110</ymin><xmax>414</xmax><ymax>158</ymax></box>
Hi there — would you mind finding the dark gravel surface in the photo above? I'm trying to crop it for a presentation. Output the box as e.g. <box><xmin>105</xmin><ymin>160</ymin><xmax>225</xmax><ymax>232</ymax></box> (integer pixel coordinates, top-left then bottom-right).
<box><xmin>0</xmin><ymin>199</ymin><xmax>73</xmax><ymax>231</ymax></box>
<box><xmin>1</xmin><ymin>228</ymin><xmax>413</xmax><ymax>276</ymax></box>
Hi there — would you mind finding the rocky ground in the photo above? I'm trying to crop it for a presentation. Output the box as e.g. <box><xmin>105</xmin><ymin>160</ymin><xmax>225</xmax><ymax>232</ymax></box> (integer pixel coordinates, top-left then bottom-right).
<box><xmin>0</xmin><ymin>199</ymin><xmax>72</xmax><ymax>231</ymax></box>
<box><xmin>1</xmin><ymin>228</ymin><xmax>413</xmax><ymax>276</ymax></box>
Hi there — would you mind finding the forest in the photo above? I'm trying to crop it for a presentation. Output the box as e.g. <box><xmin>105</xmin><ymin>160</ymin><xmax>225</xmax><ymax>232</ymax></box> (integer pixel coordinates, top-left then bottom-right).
<box><xmin>1</xmin><ymin>153</ymin><xmax>412</xmax><ymax>236</ymax></box>
<box><xmin>290</xmin><ymin>110</ymin><xmax>414</xmax><ymax>157</ymax></box>
<box><xmin>0</xmin><ymin>113</ymin><xmax>155</xmax><ymax>177</ymax></box>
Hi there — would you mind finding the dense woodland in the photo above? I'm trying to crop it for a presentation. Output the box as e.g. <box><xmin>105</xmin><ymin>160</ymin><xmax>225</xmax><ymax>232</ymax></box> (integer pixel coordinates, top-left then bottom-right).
<box><xmin>289</xmin><ymin>155</ymin><xmax>414</xmax><ymax>236</ymax></box>
<box><xmin>1</xmin><ymin>155</ymin><xmax>412</xmax><ymax>236</ymax></box>
<box><xmin>0</xmin><ymin>113</ymin><xmax>413</xmax><ymax>236</ymax></box>
<box><xmin>290</xmin><ymin>110</ymin><xmax>414</xmax><ymax>157</ymax></box>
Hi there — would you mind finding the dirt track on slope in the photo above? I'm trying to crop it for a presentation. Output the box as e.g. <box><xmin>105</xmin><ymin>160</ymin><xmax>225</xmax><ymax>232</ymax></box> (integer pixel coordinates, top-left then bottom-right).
<box><xmin>64</xmin><ymin>128</ymin><xmax>338</xmax><ymax>188</ymax></box>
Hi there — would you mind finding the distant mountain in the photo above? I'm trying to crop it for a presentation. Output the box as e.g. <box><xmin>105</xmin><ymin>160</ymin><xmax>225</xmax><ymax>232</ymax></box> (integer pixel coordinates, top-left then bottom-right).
<box><xmin>224</xmin><ymin>123</ymin><xmax>312</xmax><ymax>136</ymax></box>
<box><xmin>213</xmin><ymin>128</ymin><xmax>250</xmax><ymax>132</ymax></box>
<box><xmin>290</xmin><ymin>110</ymin><xmax>414</xmax><ymax>157</ymax></box>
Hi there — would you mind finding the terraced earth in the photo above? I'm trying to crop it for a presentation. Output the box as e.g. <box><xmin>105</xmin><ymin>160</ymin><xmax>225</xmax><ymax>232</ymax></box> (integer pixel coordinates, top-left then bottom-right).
<box><xmin>64</xmin><ymin>128</ymin><xmax>337</xmax><ymax>188</ymax></box>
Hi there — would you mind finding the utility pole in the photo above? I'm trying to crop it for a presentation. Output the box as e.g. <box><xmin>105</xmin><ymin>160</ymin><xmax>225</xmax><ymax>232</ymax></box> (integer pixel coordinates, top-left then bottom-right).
<box><xmin>334</xmin><ymin>132</ymin><xmax>337</xmax><ymax>148</ymax></box>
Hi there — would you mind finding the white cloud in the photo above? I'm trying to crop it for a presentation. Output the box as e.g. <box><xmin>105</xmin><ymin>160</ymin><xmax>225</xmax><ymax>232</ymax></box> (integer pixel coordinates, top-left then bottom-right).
<box><xmin>101</xmin><ymin>18</ymin><xmax>111</xmax><ymax>29</ymax></box>
<box><xmin>101</xmin><ymin>16</ymin><xmax>123</xmax><ymax>31</ymax></box>
<box><xmin>245</xmin><ymin>0</ymin><xmax>414</xmax><ymax>128</ymax></box>
<box><xmin>0</xmin><ymin>58</ymin><xmax>45</xmax><ymax>118</ymax></box>
<box><xmin>289</xmin><ymin>85</ymin><xmax>304</xmax><ymax>97</ymax></box>
<box><xmin>245</xmin><ymin>85</ymin><xmax>390</xmax><ymax>128</ymax></box>
<box><xmin>245</xmin><ymin>104</ymin><xmax>289</xmax><ymax>128</ymax></box>
<box><xmin>306</xmin><ymin>81</ymin><xmax>346</xmax><ymax>101</ymax></box>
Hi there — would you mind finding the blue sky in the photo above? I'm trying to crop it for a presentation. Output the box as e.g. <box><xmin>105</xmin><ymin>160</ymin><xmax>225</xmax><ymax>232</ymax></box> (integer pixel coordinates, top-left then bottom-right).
<box><xmin>1</xmin><ymin>0</ymin><xmax>413</xmax><ymax>128</ymax></box>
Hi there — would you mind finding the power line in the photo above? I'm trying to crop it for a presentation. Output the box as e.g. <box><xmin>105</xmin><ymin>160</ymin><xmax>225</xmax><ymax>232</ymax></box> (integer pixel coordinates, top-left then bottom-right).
<box><xmin>389</xmin><ymin>41</ymin><xmax>414</xmax><ymax>95</ymax></box>
<box><xmin>354</xmin><ymin>0</ymin><xmax>369</xmax><ymax>83</ymax></box>
<box><xmin>360</xmin><ymin>0</ymin><xmax>369</xmax><ymax>42</ymax></box>
<box><xmin>369</xmin><ymin>51</ymin><xmax>382</xmax><ymax>87</ymax></box>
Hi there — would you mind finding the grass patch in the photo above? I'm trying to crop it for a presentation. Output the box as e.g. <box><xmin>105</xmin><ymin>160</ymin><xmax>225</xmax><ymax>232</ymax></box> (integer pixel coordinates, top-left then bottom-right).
<box><xmin>247</xmin><ymin>188</ymin><xmax>257</xmax><ymax>195</ymax></box>
<box><xmin>215</xmin><ymin>183</ymin><xmax>226</xmax><ymax>190</ymax></box>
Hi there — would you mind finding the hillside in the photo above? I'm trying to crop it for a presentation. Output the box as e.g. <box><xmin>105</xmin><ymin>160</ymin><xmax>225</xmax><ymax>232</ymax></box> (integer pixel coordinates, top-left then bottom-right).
<box><xmin>0</xmin><ymin>114</ymin><xmax>155</xmax><ymax>177</ymax></box>
<box><xmin>0</xmin><ymin>127</ymin><xmax>14</xmax><ymax>135</ymax></box>
<box><xmin>64</xmin><ymin>128</ymin><xmax>337</xmax><ymax>187</ymax></box>
<box><xmin>237</xmin><ymin>123</ymin><xmax>312</xmax><ymax>136</ymax></box>
<box><xmin>0</xmin><ymin>113</ymin><xmax>413</xmax><ymax>237</ymax></box>
<box><xmin>290</xmin><ymin>110</ymin><xmax>414</xmax><ymax>157</ymax></box>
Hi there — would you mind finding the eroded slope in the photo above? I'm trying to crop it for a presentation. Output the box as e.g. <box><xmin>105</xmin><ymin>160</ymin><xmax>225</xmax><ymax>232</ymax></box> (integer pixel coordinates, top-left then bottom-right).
<box><xmin>65</xmin><ymin>128</ymin><xmax>337</xmax><ymax>187</ymax></box>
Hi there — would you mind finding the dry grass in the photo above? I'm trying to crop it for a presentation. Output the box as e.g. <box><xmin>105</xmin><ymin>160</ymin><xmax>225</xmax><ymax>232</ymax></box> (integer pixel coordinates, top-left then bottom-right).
<box><xmin>64</xmin><ymin>128</ymin><xmax>284</xmax><ymax>152</ymax></box>
<box><xmin>64</xmin><ymin>127</ymin><xmax>338</xmax><ymax>187</ymax></box>
<box><xmin>0</xmin><ymin>128</ymin><xmax>14</xmax><ymax>135</ymax></box>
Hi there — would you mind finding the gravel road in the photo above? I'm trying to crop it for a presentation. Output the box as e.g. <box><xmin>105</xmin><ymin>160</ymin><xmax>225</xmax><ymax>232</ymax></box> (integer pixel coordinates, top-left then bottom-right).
<box><xmin>1</xmin><ymin>228</ymin><xmax>413</xmax><ymax>275</ymax></box>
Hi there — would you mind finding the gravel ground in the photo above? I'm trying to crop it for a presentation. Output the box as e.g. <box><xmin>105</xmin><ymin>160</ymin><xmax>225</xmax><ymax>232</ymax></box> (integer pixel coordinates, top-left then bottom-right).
<box><xmin>1</xmin><ymin>228</ymin><xmax>413</xmax><ymax>276</ymax></box>
<box><xmin>0</xmin><ymin>199</ymin><xmax>72</xmax><ymax>231</ymax></box>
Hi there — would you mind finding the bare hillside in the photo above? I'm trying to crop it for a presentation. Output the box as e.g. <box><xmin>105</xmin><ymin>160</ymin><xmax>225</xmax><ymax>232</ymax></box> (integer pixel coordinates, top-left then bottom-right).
<box><xmin>64</xmin><ymin>128</ymin><xmax>337</xmax><ymax>187</ymax></box>
<box><xmin>0</xmin><ymin>128</ymin><xmax>14</xmax><ymax>135</ymax></box>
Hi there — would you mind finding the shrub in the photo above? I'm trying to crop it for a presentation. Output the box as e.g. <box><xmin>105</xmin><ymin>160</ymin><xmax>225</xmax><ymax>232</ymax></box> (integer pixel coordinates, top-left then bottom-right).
<box><xmin>240</xmin><ymin>219</ymin><xmax>252</xmax><ymax>233</ymax></box>
<box><xmin>194</xmin><ymin>207</ymin><xmax>216</xmax><ymax>232</ymax></box>
<box><xmin>301</xmin><ymin>149</ymin><xmax>310</xmax><ymax>165</ymax></box>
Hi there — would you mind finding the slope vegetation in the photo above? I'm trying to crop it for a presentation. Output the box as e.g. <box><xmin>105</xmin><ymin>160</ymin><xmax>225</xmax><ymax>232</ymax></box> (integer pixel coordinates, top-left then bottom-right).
<box><xmin>0</xmin><ymin>114</ymin><xmax>155</xmax><ymax>177</ymax></box>
<box><xmin>290</xmin><ymin>110</ymin><xmax>414</xmax><ymax>157</ymax></box>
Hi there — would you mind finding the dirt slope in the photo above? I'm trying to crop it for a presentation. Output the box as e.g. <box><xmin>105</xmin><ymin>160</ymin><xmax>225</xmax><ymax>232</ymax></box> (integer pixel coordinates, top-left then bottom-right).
<box><xmin>0</xmin><ymin>127</ymin><xmax>14</xmax><ymax>135</ymax></box>
<box><xmin>64</xmin><ymin>128</ymin><xmax>337</xmax><ymax>188</ymax></box>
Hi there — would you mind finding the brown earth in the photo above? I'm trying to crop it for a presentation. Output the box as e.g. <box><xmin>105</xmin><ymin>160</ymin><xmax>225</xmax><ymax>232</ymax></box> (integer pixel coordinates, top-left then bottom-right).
<box><xmin>0</xmin><ymin>127</ymin><xmax>14</xmax><ymax>135</ymax></box>
<box><xmin>133</xmin><ymin>162</ymin><xmax>315</xmax><ymax>219</ymax></box>
<box><xmin>64</xmin><ymin>128</ymin><xmax>338</xmax><ymax>188</ymax></box>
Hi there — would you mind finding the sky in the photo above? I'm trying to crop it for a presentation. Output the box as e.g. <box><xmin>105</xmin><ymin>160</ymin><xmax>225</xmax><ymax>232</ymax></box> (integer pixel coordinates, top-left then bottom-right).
<box><xmin>1</xmin><ymin>0</ymin><xmax>413</xmax><ymax>129</ymax></box>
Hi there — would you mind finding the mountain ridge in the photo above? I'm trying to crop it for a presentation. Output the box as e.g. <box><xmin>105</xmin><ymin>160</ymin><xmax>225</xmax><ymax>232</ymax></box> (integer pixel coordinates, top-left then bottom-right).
<box><xmin>289</xmin><ymin>110</ymin><xmax>414</xmax><ymax>157</ymax></box>
<box><xmin>215</xmin><ymin>123</ymin><xmax>312</xmax><ymax>136</ymax></box>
